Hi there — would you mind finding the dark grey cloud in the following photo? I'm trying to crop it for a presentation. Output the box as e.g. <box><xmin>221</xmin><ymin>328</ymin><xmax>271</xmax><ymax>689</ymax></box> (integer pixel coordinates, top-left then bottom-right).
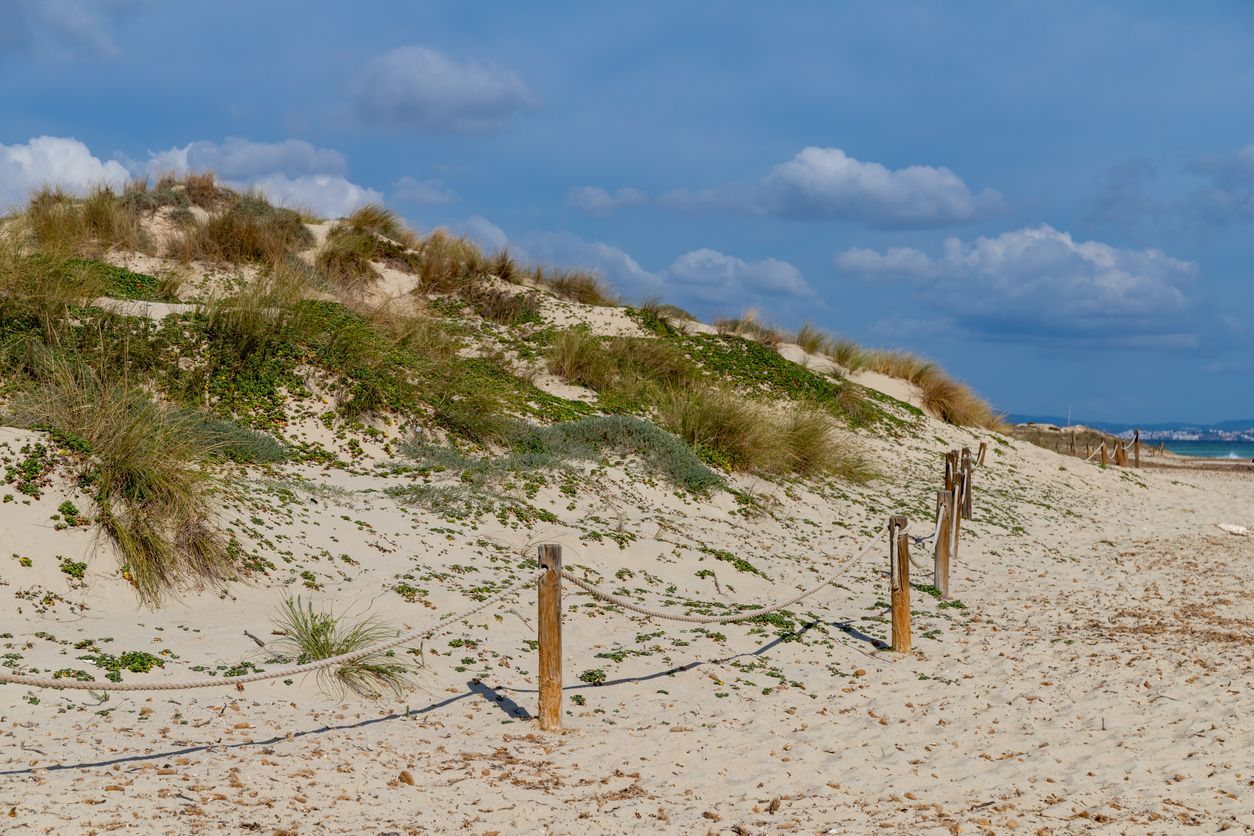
<box><xmin>837</xmin><ymin>225</ymin><xmax>1198</xmax><ymax>347</ymax></box>
<box><xmin>351</xmin><ymin>46</ymin><xmax>536</xmax><ymax>134</ymax></box>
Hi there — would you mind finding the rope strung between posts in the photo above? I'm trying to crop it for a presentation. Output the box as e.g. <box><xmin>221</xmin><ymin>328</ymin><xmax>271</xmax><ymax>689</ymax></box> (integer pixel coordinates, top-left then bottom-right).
<box><xmin>906</xmin><ymin>510</ymin><xmax>944</xmax><ymax>571</ymax></box>
<box><xmin>0</xmin><ymin>570</ymin><xmax>545</xmax><ymax>692</ymax></box>
<box><xmin>558</xmin><ymin>524</ymin><xmax>893</xmax><ymax>625</ymax></box>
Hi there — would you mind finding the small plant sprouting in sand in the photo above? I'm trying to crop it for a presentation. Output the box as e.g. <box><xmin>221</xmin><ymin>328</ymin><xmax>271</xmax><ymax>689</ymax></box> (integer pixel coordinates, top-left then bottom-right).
<box><xmin>794</xmin><ymin>322</ymin><xmax>830</xmax><ymax>355</ymax></box>
<box><xmin>272</xmin><ymin>596</ymin><xmax>415</xmax><ymax>700</ymax></box>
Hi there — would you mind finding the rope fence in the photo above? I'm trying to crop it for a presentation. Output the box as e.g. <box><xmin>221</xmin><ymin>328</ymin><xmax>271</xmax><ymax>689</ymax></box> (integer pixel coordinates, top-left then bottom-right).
<box><xmin>1</xmin><ymin>436</ymin><xmax>997</xmax><ymax>733</ymax></box>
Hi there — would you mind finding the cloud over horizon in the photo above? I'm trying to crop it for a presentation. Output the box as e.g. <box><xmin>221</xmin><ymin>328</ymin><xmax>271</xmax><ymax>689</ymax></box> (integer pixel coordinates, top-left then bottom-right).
<box><xmin>663</xmin><ymin>147</ymin><xmax>1004</xmax><ymax>228</ymax></box>
<box><xmin>0</xmin><ymin>136</ymin><xmax>129</xmax><ymax>208</ymax></box>
<box><xmin>837</xmin><ymin>225</ymin><xmax>1199</xmax><ymax>346</ymax></box>
<box><xmin>567</xmin><ymin>186</ymin><xmax>648</xmax><ymax>214</ymax></box>
<box><xmin>351</xmin><ymin>46</ymin><xmax>536</xmax><ymax>134</ymax></box>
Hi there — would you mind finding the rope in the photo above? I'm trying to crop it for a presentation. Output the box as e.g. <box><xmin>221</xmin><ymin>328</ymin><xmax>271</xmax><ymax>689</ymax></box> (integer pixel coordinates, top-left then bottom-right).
<box><xmin>559</xmin><ymin>525</ymin><xmax>889</xmax><ymax>625</ymax></box>
<box><xmin>0</xmin><ymin>570</ymin><xmax>544</xmax><ymax>692</ymax></box>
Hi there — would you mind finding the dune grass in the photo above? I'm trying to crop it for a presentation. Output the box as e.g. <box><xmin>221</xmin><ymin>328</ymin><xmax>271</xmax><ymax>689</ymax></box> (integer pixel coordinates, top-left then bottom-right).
<box><xmin>794</xmin><ymin>322</ymin><xmax>829</xmax><ymax>355</ymax></box>
<box><xmin>462</xmin><ymin>285</ymin><xmax>541</xmax><ymax>326</ymax></box>
<box><xmin>715</xmin><ymin>310</ymin><xmax>785</xmax><ymax>347</ymax></box>
<box><xmin>412</xmin><ymin>230</ymin><xmax>487</xmax><ymax>293</ymax></box>
<box><xmin>16</xmin><ymin>358</ymin><xmax>234</xmax><ymax>605</ymax></box>
<box><xmin>545</xmin><ymin>327</ymin><xmax>697</xmax><ymax>407</ymax></box>
<box><xmin>402</xmin><ymin>414</ymin><xmax>723</xmax><ymax>493</ymax></box>
<box><xmin>858</xmin><ymin>349</ymin><xmax>1003</xmax><ymax>429</ymax></box>
<box><xmin>543</xmin><ymin>269</ymin><xmax>617</xmax><ymax>306</ymax></box>
<box><xmin>169</xmin><ymin>191</ymin><xmax>313</xmax><ymax>264</ymax></box>
<box><xmin>23</xmin><ymin>186</ymin><xmax>151</xmax><ymax>257</ymax></box>
<box><xmin>272</xmin><ymin>596</ymin><xmax>414</xmax><ymax>699</ymax></box>
<box><xmin>640</xmin><ymin>296</ymin><xmax>697</xmax><ymax>323</ymax></box>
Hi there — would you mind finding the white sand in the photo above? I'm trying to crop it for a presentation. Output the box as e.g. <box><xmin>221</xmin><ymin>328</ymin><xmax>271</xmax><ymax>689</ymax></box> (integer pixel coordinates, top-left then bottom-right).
<box><xmin>1</xmin><ymin>415</ymin><xmax>1250</xmax><ymax>833</ymax></box>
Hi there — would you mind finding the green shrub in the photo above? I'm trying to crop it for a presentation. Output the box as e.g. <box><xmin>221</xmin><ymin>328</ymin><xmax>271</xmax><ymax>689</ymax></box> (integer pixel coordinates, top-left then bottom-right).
<box><xmin>272</xmin><ymin>596</ymin><xmax>414</xmax><ymax>699</ymax></box>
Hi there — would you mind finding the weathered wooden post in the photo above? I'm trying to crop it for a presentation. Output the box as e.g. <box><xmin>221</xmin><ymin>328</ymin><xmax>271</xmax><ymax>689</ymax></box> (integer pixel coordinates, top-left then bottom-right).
<box><xmin>1134</xmin><ymin>430</ymin><xmax>1141</xmax><ymax>469</ymax></box>
<box><xmin>1085</xmin><ymin>443</ymin><xmax>1092</xmax><ymax>459</ymax></box>
<box><xmin>934</xmin><ymin>490</ymin><xmax>952</xmax><ymax>598</ymax></box>
<box><xmin>537</xmin><ymin>544</ymin><xmax>563</xmax><ymax>731</ymax></box>
<box><xmin>1114</xmin><ymin>442</ymin><xmax>1128</xmax><ymax>467</ymax></box>
<box><xmin>944</xmin><ymin>450</ymin><xmax>958</xmax><ymax>492</ymax></box>
<box><xmin>1070</xmin><ymin>432</ymin><xmax>1077</xmax><ymax>457</ymax></box>
<box><xmin>1100</xmin><ymin>442</ymin><xmax>1109</xmax><ymax>467</ymax></box>
<box><xmin>977</xmin><ymin>441</ymin><xmax>987</xmax><ymax>467</ymax></box>
<box><xmin>950</xmin><ymin>479</ymin><xmax>963</xmax><ymax>566</ymax></box>
<box><xmin>961</xmin><ymin>447</ymin><xmax>974</xmax><ymax>520</ymax></box>
<box><xmin>889</xmin><ymin>515</ymin><xmax>911</xmax><ymax>653</ymax></box>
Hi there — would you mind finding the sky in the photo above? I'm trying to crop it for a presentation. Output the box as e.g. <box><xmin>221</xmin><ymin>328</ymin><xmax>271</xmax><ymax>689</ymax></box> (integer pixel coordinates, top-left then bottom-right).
<box><xmin>2</xmin><ymin>0</ymin><xmax>1253</xmax><ymax>423</ymax></box>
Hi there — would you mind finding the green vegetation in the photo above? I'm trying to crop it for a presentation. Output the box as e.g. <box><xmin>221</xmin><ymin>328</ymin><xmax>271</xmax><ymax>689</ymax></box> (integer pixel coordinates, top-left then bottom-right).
<box><xmin>402</xmin><ymin>414</ymin><xmax>722</xmax><ymax>493</ymax></box>
<box><xmin>169</xmin><ymin>191</ymin><xmax>313</xmax><ymax>264</ymax></box>
<box><xmin>15</xmin><ymin>358</ymin><xmax>233</xmax><ymax>605</ymax></box>
<box><xmin>272</xmin><ymin>596</ymin><xmax>414</xmax><ymax>699</ymax></box>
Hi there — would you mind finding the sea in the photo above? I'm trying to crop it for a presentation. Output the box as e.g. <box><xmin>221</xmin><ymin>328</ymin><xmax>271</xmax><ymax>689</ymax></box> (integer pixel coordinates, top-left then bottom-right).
<box><xmin>1160</xmin><ymin>440</ymin><xmax>1254</xmax><ymax>460</ymax></box>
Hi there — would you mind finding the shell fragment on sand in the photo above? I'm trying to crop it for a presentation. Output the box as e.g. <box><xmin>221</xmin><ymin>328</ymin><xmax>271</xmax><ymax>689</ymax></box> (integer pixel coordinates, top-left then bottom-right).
<box><xmin>1218</xmin><ymin>523</ymin><xmax>1249</xmax><ymax>536</ymax></box>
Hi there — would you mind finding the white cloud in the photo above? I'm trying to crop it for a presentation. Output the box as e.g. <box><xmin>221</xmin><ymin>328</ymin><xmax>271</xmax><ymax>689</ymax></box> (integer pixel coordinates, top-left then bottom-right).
<box><xmin>567</xmin><ymin>186</ymin><xmax>648</xmax><ymax>214</ymax></box>
<box><xmin>246</xmin><ymin>174</ymin><xmax>382</xmax><ymax>217</ymax></box>
<box><xmin>449</xmin><ymin>215</ymin><xmax>515</xmax><ymax>255</ymax></box>
<box><xmin>142</xmin><ymin>138</ymin><xmax>347</xmax><ymax>181</ymax></box>
<box><xmin>472</xmin><ymin>220</ymin><xmax>814</xmax><ymax>309</ymax></box>
<box><xmin>836</xmin><ymin>225</ymin><xmax>1198</xmax><ymax>344</ymax></box>
<box><xmin>0</xmin><ymin>136</ymin><xmax>129</xmax><ymax>209</ymax></box>
<box><xmin>392</xmin><ymin>175</ymin><xmax>456</xmax><ymax>205</ymax></box>
<box><xmin>351</xmin><ymin>46</ymin><xmax>536</xmax><ymax>134</ymax></box>
<box><xmin>136</xmin><ymin>137</ymin><xmax>379</xmax><ymax>217</ymax></box>
<box><xmin>663</xmin><ymin>146</ymin><xmax>1003</xmax><ymax>228</ymax></box>
<box><xmin>665</xmin><ymin>249</ymin><xmax>812</xmax><ymax>301</ymax></box>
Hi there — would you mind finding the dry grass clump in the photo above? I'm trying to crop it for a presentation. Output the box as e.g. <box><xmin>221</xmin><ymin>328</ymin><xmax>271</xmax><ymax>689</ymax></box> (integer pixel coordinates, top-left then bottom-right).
<box><xmin>657</xmin><ymin>385</ymin><xmax>781</xmax><ymax>472</ymax></box>
<box><xmin>413</xmin><ymin>230</ymin><xmax>486</xmax><ymax>293</ymax></box>
<box><xmin>543</xmin><ymin>269</ymin><xmax>617</xmax><ymax>306</ymax></box>
<box><xmin>169</xmin><ymin>191</ymin><xmax>313</xmax><ymax>264</ymax></box>
<box><xmin>0</xmin><ymin>227</ymin><xmax>105</xmax><ymax>341</ymax></box>
<box><xmin>23</xmin><ymin>186</ymin><xmax>150</xmax><ymax>256</ymax></box>
<box><xmin>316</xmin><ymin>206</ymin><xmax>423</xmax><ymax>290</ymax></box>
<box><xmin>16</xmin><ymin>358</ymin><xmax>233</xmax><ymax>605</ymax></box>
<box><xmin>656</xmin><ymin>386</ymin><xmax>876</xmax><ymax>481</ymax></box>
<box><xmin>794</xmin><ymin>322</ymin><xmax>830</xmax><ymax>355</ymax></box>
<box><xmin>545</xmin><ymin>328</ymin><xmax>697</xmax><ymax>399</ymax></box>
<box><xmin>462</xmin><ymin>285</ymin><xmax>541</xmax><ymax>326</ymax></box>
<box><xmin>715</xmin><ymin>310</ymin><xmax>784</xmax><ymax>347</ymax></box>
<box><xmin>488</xmin><ymin>248</ymin><xmax>522</xmax><ymax>284</ymax></box>
<box><xmin>315</xmin><ymin>225</ymin><xmax>382</xmax><ymax>290</ymax></box>
<box><xmin>272</xmin><ymin>596</ymin><xmax>414</xmax><ymax>699</ymax></box>
<box><xmin>827</xmin><ymin>338</ymin><xmax>868</xmax><ymax>372</ymax></box>
<box><xmin>860</xmin><ymin>349</ymin><xmax>1002</xmax><ymax>429</ymax></box>
<box><xmin>640</xmin><ymin>296</ymin><xmax>696</xmax><ymax>323</ymax></box>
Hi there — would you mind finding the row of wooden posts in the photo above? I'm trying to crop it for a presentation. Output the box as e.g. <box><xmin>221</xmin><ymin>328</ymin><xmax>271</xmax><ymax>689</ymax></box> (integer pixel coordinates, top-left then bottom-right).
<box><xmin>1072</xmin><ymin>429</ymin><xmax>1144</xmax><ymax>468</ymax></box>
<box><xmin>888</xmin><ymin>440</ymin><xmax>987</xmax><ymax>655</ymax></box>
<box><xmin>534</xmin><ymin>440</ymin><xmax>990</xmax><ymax>730</ymax></box>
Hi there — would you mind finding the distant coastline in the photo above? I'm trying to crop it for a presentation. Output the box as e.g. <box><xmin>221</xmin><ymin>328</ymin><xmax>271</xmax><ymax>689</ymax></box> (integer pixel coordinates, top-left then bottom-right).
<box><xmin>1161</xmin><ymin>440</ymin><xmax>1254</xmax><ymax>460</ymax></box>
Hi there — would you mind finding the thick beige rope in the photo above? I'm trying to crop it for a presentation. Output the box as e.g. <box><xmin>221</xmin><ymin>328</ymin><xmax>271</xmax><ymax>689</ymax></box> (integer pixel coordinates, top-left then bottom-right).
<box><xmin>0</xmin><ymin>570</ymin><xmax>544</xmax><ymax>692</ymax></box>
<box><xmin>558</xmin><ymin>526</ymin><xmax>889</xmax><ymax>625</ymax></box>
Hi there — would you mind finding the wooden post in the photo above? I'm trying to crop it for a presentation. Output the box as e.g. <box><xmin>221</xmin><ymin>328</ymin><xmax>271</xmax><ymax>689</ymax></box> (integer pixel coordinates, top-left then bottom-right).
<box><xmin>934</xmin><ymin>490</ymin><xmax>952</xmax><ymax>598</ymax></box>
<box><xmin>1086</xmin><ymin>443</ymin><xmax>1092</xmax><ymax>459</ymax></box>
<box><xmin>977</xmin><ymin>441</ymin><xmax>987</xmax><ymax>467</ymax></box>
<box><xmin>1115</xmin><ymin>443</ymin><xmax>1128</xmax><ymax>468</ymax></box>
<box><xmin>537</xmin><ymin>544</ymin><xmax>563</xmax><ymax>731</ymax></box>
<box><xmin>944</xmin><ymin>450</ymin><xmax>958</xmax><ymax>492</ymax></box>
<box><xmin>1070</xmin><ymin>431</ymin><xmax>1077</xmax><ymax>457</ymax></box>
<box><xmin>889</xmin><ymin>515</ymin><xmax>911</xmax><ymax>653</ymax></box>
<box><xmin>1100</xmin><ymin>442</ymin><xmax>1108</xmax><ymax>467</ymax></box>
<box><xmin>1134</xmin><ymin>430</ymin><xmax>1141</xmax><ymax>469</ymax></box>
<box><xmin>961</xmin><ymin>447</ymin><xmax>973</xmax><ymax>520</ymax></box>
<box><xmin>950</xmin><ymin>482</ymin><xmax>963</xmax><ymax>566</ymax></box>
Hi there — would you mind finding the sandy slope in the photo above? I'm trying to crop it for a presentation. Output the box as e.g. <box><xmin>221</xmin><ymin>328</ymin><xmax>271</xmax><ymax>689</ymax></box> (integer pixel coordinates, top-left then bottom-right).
<box><xmin>0</xmin><ymin>410</ymin><xmax>1250</xmax><ymax>834</ymax></box>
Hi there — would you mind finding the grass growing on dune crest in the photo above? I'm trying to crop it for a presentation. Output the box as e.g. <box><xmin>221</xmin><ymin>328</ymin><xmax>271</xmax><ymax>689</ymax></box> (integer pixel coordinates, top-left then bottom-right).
<box><xmin>543</xmin><ymin>269</ymin><xmax>617</xmax><ymax>307</ymax></box>
<box><xmin>272</xmin><ymin>596</ymin><xmax>414</xmax><ymax>700</ymax></box>
<box><xmin>859</xmin><ymin>349</ymin><xmax>1003</xmax><ymax>430</ymax></box>
<box><xmin>16</xmin><ymin>358</ymin><xmax>235</xmax><ymax>605</ymax></box>
<box><xmin>23</xmin><ymin>186</ymin><xmax>151</xmax><ymax>257</ymax></box>
<box><xmin>168</xmin><ymin>191</ymin><xmax>313</xmax><ymax>264</ymax></box>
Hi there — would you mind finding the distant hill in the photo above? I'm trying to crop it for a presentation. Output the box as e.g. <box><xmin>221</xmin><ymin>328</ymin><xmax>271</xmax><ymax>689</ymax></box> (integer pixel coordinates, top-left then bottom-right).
<box><xmin>1007</xmin><ymin>414</ymin><xmax>1254</xmax><ymax>435</ymax></box>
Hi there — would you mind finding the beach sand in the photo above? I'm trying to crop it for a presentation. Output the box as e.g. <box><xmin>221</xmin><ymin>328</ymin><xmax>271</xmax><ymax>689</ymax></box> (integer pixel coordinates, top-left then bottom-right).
<box><xmin>1</xmin><ymin>414</ymin><xmax>1251</xmax><ymax>834</ymax></box>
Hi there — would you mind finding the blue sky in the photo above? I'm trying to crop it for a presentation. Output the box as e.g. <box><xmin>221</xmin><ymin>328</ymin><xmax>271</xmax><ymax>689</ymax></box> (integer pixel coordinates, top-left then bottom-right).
<box><xmin>3</xmin><ymin>0</ymin><xmax>1254</xmax><ymax>423</ymax></box>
